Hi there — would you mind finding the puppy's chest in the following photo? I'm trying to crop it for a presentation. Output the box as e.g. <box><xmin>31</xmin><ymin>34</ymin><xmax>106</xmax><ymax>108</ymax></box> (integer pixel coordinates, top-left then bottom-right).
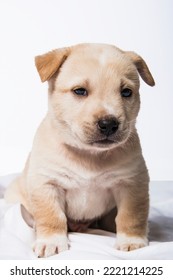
<box><xmin>57</xmin><ymin>167</ymin><xmax>117</xmax><ymax>190</ymax></box>
<box><xmin>56</xmin><ymin>168</ymin><xmax>117</xmax><ymax>220</ymax></box>
<box><xmin>52</xmin><ymin>162</ymin><xmax>133</xmax><ymax>191</ymax></box>
<box><xmin>41</xmin><ymin>163</ymin><xmax>131</xmax><ymax>220</ymax></box>
<box><xmin>65</xmin><ymin>186</ymin><xmax>114</xmax><ymax>220</ymax></box>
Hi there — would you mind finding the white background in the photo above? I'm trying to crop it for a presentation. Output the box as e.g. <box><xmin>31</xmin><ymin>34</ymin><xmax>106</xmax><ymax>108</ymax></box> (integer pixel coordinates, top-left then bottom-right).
<box><xmin>0</xmin><ymin>0</ymin><xmax>172</xmax><ymax>180</ymax></box>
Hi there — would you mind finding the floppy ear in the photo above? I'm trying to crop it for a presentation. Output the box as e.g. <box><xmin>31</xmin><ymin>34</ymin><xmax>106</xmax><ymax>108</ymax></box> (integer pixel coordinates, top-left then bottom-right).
<box><xmin>35</xmin><ymin>48</ymin><xmax>70</xmax><ymax>82</ymax></box>
<box><xmin>125</xmin><ymin>51</ymin><xmax>155</xmax><ymax>86</ymax></box>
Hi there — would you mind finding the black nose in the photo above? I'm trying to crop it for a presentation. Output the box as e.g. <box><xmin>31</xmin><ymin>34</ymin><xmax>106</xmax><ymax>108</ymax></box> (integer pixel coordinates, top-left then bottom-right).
<box><xmin>97</xmin><ymin>118</ymin><xmax>119</xmax><ymax>136</ymax></box>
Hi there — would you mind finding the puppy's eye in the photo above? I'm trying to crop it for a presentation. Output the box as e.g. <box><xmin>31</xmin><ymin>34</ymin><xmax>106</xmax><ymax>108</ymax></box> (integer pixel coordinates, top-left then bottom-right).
<box><xmin>73</xmin><ymin>88</ymin><xmax>87</xmax><ymax>96</ymax></box>
<box><xmin>121</xmin><ymin>88</ymin><xmax>132</xmax><ymax>98</ymax></box>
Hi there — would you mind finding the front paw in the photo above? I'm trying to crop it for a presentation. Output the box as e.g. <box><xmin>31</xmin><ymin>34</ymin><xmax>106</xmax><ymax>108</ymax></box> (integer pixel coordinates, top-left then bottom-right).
<box><xmin>33</xmin><ymin>234</ymin><xmax>68</xmax><ymax>257</ymax></box>
<box><xmin>116</xmin><ymin>233</ymin><xmax>148</xmax><ymax>251</ymax></box>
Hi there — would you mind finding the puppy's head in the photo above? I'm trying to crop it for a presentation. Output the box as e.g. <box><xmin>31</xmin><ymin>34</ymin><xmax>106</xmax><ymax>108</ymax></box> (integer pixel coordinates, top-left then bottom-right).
<box><xmin>35</xmin><ymin>44</ymin><xmax>154</xmax><ymax>151</ymax></box>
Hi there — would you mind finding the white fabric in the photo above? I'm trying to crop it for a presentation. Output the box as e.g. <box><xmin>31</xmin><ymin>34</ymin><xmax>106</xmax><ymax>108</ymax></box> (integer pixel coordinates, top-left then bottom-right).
<box><xmin>0</xmin><ymin>175</ymin><xmax>173</xmax><ymax>259</ymax></box>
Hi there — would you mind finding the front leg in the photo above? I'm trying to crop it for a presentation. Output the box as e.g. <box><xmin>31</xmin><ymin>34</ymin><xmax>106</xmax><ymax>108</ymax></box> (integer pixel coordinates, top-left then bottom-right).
<box><xmin>30</xmin><ymin>183</ymin><xmax>68</xmax><ymax>257</ymax></box>
<box><xmin>115</xmin><ymin>181</ymin><xmax>149</xmax><ymax>251</ymax></box>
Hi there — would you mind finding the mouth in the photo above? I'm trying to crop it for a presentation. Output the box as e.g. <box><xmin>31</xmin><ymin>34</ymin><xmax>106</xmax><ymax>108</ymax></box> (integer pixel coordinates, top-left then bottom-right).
<box><xmin>92</xmin><ymin>138</ymin><xmax>115</xmax><ymax>147</ymax></box>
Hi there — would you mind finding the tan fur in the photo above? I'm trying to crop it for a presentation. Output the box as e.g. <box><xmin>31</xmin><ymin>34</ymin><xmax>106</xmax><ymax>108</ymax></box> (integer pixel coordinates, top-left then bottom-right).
<box><xmin>35</xmin><ymin>48</ymin><xmax>71</xmax><ymax>82</ymax></box>
<box><xmin>5</xmin><ymin>43</ymin><xmax>154</xmax><ymax>257</ymax></box>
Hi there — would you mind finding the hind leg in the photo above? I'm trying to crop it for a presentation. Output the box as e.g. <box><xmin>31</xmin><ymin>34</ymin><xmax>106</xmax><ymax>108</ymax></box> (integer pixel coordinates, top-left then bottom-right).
<box><xmin>5</xmin><ymin>175</ymin><xmax>29</xmax><ymax>212</ymax></box>
<box><xmin>5</xmin><ymin>176</ymin><xmax>22</xmax><ymax>203</ymax></box>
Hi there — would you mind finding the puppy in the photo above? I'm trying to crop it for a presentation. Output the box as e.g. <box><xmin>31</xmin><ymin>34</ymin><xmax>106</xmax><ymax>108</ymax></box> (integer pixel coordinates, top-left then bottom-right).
<box><xmin>5</xmin><ymin>43</ymin><xmax>155</xmax><ymax>257</ymax></box>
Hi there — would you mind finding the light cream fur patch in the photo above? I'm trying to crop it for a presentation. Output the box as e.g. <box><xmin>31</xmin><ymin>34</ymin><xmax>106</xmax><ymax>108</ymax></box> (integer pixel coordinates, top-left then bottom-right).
<box><xmin>33</xmin><ymin>233</ymin><xmax>68</xmax><ymax>258</ymax></box>
<box><xmin>116</xmin><ymin>233</ymin><xmax>148</xmax><ymax>251</ymax></box>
